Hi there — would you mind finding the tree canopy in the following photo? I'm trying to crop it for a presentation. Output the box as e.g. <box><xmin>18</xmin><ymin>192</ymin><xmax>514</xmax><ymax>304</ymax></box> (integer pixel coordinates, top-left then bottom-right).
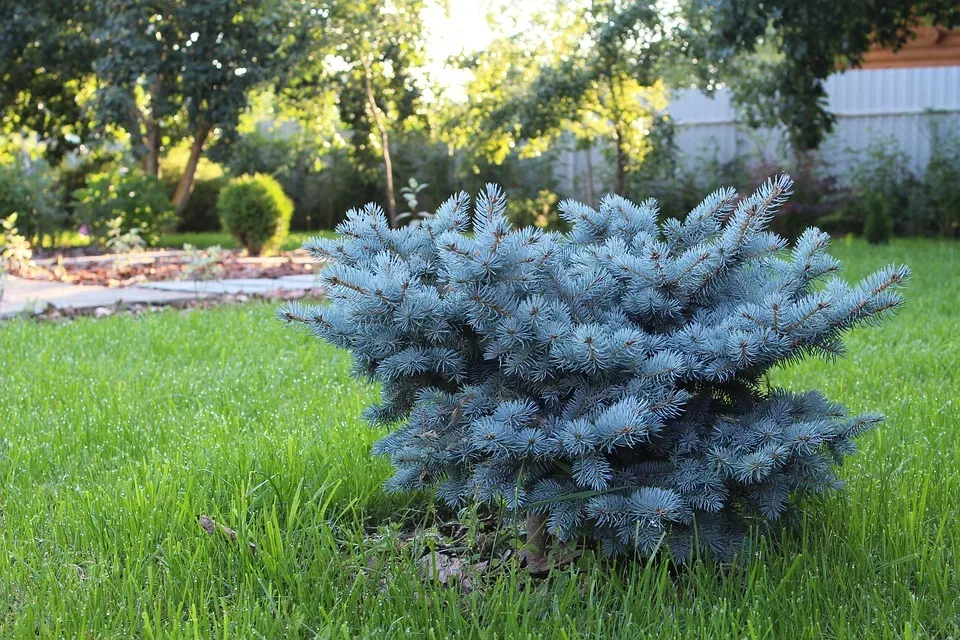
<box><xmin>687</xmin><ymin>0</ymin><xmax>960</xmax><ymax>150</ymax></box>
<box><xmin>444</xmin><ymin>1</ymin><xmax>672</xmax><ymax>198</ymax></box>
<box><xmin>283</xmin><ymin>0</ymin><xmax>427</xmax><ymax>226</ymax></box>
<box><xmin>0</xmin><ymin>0</ymin><xmax>304</xmax><ymax>211</ymax></box>
<box><xmin>3</xmin><ymin>0</ymin><xmax>958</xmax><ymax>230</ymax></box>
<box><xmin>0</xmin><ymin>0</ymin><xmax>97</xmax><ymax>161</ymax></box>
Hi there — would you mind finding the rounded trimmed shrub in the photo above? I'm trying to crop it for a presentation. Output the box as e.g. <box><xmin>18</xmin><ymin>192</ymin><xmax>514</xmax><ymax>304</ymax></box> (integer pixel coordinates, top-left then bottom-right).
<box><xmin>217</xmin><ymin>173</ymin><xmax>293</xmax><ymax>256</ymax></box>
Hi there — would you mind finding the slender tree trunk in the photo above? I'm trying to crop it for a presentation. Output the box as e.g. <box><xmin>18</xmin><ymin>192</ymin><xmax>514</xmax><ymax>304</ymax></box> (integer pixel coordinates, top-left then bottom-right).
<box><xmin>143</xmin><ymin>73</ymin><xmax>165</xmax><ymax>178</ymax></box>
<box><xmin>172</xmin><ymin>121</ymin><xmax>212</xmax><ymax>215</ymax></box>
<box><xmin>585</xmin><ymin>145</ymin><xmax>595</xmax><ymax>207</ymax></box>
<box><xmin>614</xmin><ymin>128</ymin><xmax>627</xmax><ymax>196</ymax></box>
<box><xmin>609</xmin><ymin>73</ymin><xmax>628</xmax><ymax>197</ymax></box>
<box><xmin>144</xmin><ymin>120</ymin><xmax>161</xmax><ymax>178</ymax></box>
<box><xmin>521</xmin><ymin>513</ymin><xmax>549</xmax><ymax>572</ymax></box>
<box><xmin>360</xmin><ymin>57</ymin><xmax>398</xmax><ymax>227</ymax></box>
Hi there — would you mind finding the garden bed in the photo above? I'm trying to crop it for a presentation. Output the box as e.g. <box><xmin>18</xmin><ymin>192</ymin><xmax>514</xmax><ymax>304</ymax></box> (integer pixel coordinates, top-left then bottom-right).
<box><xmin>13</xmin><ymin>248</ymin><xmax>317</xmax><ymax>288</ymax></box>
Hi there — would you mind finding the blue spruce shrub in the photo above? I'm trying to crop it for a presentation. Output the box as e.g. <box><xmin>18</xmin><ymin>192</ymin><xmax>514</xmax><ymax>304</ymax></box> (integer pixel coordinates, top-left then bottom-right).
<box><xmin>281</xmin><ymin>176</ymin><xmax>908</xmax><ymax>561</ymax></box>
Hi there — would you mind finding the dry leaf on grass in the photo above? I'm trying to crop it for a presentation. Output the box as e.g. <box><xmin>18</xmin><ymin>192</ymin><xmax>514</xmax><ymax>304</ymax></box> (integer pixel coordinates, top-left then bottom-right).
<box><xmin>521</xmin><ymin>546</ymin><xmax>583</xmax><ymax>578</ymax></box>
<box><xmin>197</xmin><ymin>514</ymin><xmax>257</xmax><ymax>555</ymax></box>
<box><xmin>415</xmin><ymin>552</ymin><xmax>494</xmax><ymax>592</ymax></box>
<box><xmin>417</xmin><ymin>552</ymin><xmax>464</xmax><ymax>585</ymax></box>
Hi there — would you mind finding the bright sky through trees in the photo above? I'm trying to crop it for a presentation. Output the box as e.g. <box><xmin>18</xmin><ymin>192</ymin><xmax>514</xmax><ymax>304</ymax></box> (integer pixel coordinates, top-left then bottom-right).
<box><xmin>420</xmin><ymin>1</ymin><xmax>533</xmax><ymax>103</ymax></box>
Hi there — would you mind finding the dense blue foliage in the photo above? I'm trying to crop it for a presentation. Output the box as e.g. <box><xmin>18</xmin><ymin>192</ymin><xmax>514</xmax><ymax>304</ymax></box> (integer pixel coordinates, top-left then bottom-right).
<box><xmin>281</xmin><ymin>176</ymin><xmax>908</xmax><ymax>561</ymax></box>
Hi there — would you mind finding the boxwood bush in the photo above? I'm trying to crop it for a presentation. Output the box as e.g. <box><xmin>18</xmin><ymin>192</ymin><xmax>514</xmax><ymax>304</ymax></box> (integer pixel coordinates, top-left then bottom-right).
<box><xmin>217</xmin><ymin>173</ymin><xmax>293</xmax><ymax>255</ymax></box>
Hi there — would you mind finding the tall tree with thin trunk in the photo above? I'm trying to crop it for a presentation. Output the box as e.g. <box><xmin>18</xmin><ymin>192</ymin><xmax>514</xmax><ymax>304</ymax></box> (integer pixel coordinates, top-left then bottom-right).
<box><xmin>447</xmin><ymin>1</ymin><xmax>669</xmax><ymax>198</ymax></box>
<box><xmin>360</xmin><ymin>56</ymin><xmax>398</xmax><ymax>225</ymax></box>
<box><xmin>285</xmin><ymin>0</ymin><xmax>426</xmax><ymax>228</ymax></box>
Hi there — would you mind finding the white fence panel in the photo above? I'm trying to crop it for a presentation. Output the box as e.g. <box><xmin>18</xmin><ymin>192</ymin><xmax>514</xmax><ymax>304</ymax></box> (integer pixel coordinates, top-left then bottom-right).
<box><xmin>670</xmin><ymin>66</ymin><xmax>960</xmax><ymax>174</ymax></box>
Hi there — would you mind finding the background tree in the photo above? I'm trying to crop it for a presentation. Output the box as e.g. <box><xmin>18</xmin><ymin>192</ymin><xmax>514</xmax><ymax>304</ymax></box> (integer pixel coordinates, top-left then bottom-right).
<box><xmin>438</xmin><ymin>8</ymin><xmax>565</xmax><ymax>173</ymax></box>
<box><xmin>458</xmin><ymin>1</ymin><xmax>670</xmax><ymax>197</ymax></box>
<box><xmin>285</xmin><ymin>0</ymin><xmax>427</xmax><ymax>227</ymax></box>
<box><xmin>686</xmin><ymin>0</ymin><xmax>960</xmax><ymax>150</ymax></box>
<box><xmin>0</xmin><ymin>0</ymin><xmax>97</xmax><ymax>162</ymax></box>
<box><xmin>92</xmin><ymin>0</ymin><xmax>303</xmax><ymax>214</ymax></box>
<box><xmin>0</xmin><ymin>0</ymin><xmax>303</xmax><ymax>213</ymax></box>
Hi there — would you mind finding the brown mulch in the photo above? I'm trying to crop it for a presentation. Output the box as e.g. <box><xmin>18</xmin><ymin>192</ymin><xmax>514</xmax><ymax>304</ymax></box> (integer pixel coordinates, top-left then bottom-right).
<box><xmin>13</xmin><ymin>249</ymin><xmax>316</xmax><ymax>288</ymax></box>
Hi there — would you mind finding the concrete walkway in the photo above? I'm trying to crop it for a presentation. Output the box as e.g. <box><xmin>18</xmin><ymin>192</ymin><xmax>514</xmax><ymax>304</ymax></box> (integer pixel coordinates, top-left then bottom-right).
<box><xmin>138</xmin><ymin>274</ymin><xmax>317</xmax><ymax>295</ymax></box>
<box><xmin>0</xmin><ymin>274</ymin><xmax>319</xmax><ymax>318</ymax></box>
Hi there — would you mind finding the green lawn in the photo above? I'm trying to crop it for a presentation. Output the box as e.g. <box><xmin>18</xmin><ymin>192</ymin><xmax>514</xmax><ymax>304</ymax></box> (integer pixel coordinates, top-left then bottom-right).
<box><xmin>0</xmin><ymin>239</ymin><xmax>957</xmax><ymax>638</ymax></box>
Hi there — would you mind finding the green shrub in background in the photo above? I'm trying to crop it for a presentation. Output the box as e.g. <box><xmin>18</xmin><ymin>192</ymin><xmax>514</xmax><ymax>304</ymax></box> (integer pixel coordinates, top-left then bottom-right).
<box><xmin>73</xmin><ymin>170</ymin><xmax>174</xmax><ymax>246</ymax></box>
<box><xmin>862</xmin><ymin>190</ymin><xmax>894</xmax><ymax>244</ymax></box>
<box><xmin>161</xmin><ymin>147</ymin><xmax>229</xmax><ymax>232</ymax></box>
<box><xmin>0</xmin><ymin>158</ymin><xmax>66</xmax><ymax>245</ymax></box>
<box><xmin>505</xmin><ymin>189</ymin><xmax>566</xmax><ymax>231</ymax></box>
<box><xmin>627</xmin><ymin>129</ymin><xmax>854</xmax><ymax>244</ymax></box>
<box><xmin>625</xmin><ymin>130</ymin><xmax>960</xmax><ymax>243</ymax></box>
<box><xmin>59</xmin><ymin>149</ymin><xmax>122</xmax><ymax>234</ymax></box>
<box><xmin>837</xmin><ymin>139</ymin><xmax>918</xmax><ymax>238</ymax></box>
<box><xmin>922</xmin><ymin>137</ymin><xmax>960</xmax><ymax>239</ymax></box>
<box><xmin>210</xmin><ymin>128</ymin><xmax>563</xmax><ymax>232</ymax></box>
<box><xmin>210</xmin><ymin>130</ymin><xmax>328</xmax><ymax>230</ymax></box>
<box><xmin>217</xmin><ymin>173</ymin><xmax>293</xmax><ymax>255</ymax></box>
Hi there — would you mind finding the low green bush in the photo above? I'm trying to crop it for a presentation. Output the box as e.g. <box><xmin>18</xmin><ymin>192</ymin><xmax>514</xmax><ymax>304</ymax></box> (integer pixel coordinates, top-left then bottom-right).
<box><xmin>217</xmin><ymin>173</ymin><xmax>293</xmax><ymax>255</ymax></box>
<box><xmin>210</xmin><ymin>130</ymin><xmax>328</xmax><ymax>230</ymax></box>
<box><xmin>922</xmin><ymin>140</ymin><xmax>960</xmax><ymax>239</ymax></box>
<box><xmin>0</xmin><ymin>158</ymin><xmax>66</xmax><ymax>245</ymax></box>
<box><xmin>862</xmin><ymin>191</ymin><xmax>894</xmax><ymax>244</ymax></box>
<box><xmin>73</xmin><ymin>169</ymin><xmax>174</xmax><ymax>247</ymax></box>
<box><xmin>837</xmin><ymin>139</ymin><xmax>913</xmax><ymax>239</ymax></box>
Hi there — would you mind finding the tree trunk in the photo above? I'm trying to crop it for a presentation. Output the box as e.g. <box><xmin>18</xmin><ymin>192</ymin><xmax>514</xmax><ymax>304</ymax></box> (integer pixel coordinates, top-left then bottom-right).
<box><xmin>144</xmin><ymin>120</ymin><xmax>161</xmax><ymax>178</ymax></box>
<box><xmin>361</xmin><ymin>57</ymin><xmax>398</xmax><ymax>227</ymax></box>
<box><xmin>585</xmin><ymin>145</ymin><xmax>595</xmax><ymax>207</ymax></box>
<box><xmin>520</xmin><ymin>512</ymin><xmax>551</xmax><ymax>574</ymax></box>
<box><xmin>614</xmin><ymin>129</ymin><xmax>627</xmax><ymax>196</ymax></box>
<box><xmin>172</xmin><ymin>121</ymin><xmax>212</xmax><ymax>215</ymax></box>
<box><xmin>143</xmin><ymin>73</ymin><xmax>165</xmax><ymax>178</ymax></box>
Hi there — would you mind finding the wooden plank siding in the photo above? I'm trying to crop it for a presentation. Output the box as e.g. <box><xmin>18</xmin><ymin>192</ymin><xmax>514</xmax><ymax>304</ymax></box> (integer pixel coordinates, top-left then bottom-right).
<box><xmin>861</xmin><ymin>26</ymin><xmax>960</xmax><ymax>70</ymax></box>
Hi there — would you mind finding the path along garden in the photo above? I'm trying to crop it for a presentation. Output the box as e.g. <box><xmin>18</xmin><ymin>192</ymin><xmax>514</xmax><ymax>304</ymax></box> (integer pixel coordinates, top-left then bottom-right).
<box><xmin>0</xmin><ymin>237</ymin><xmax>957</xmax><ymax>638</ymax></box>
